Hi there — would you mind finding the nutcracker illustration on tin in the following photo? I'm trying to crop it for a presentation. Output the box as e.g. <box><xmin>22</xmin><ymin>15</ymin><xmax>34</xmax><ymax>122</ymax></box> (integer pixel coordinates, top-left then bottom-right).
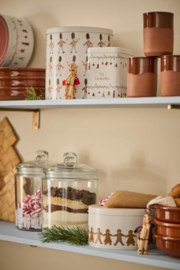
<box><xmin>48</xmin><ymin>56</ymin><xmax>53</xmax><ymax>76</ymax></box>
<box><xmin>49</xmin><ymin>34</ymin><xmax>54</xmax><ymax>54</ymax></box>
<box><xmin>70</xmin><ymin>33</ymin><xmax>79</xmax><ymax>53</ymax></box>
<box><xmin>97</xmin><ymin>34</ymin><xmax>105</xmax><ymax>47</ymax></box>
<box><xmin>82</xmin><ymin>56</ymin><xmax>88</xmax><ymax>76</ymax></box>
<box><xmin>107</xmin><ymin>35</ymin><xmax>111</xmax><ymax>47</ymax></box>
<box><xmin>56</xmin><ymin>78</ymin><xmax>62</xmax><ymax>99</ymax></box>
<box><xmin>82</xmin><ymin>78</ymin><xmax>88</xmax><ymax>99</ymax></box>
<box><xmin>83</xmin><ymin>33</ymin><xmax>93</xmax><ymax>53</ymax></box>
<box><xmin>58</xmin><ymin>33</ymin><xmax>66</xmax><ymax>53</ymax></box>
<box><xmin>56</xmin><ymin>56</ymin><xmax>64</xmax><ymax>76</ymax></box>
<box><xmin>47</xmin><ymin>79</ymin><xmax>53</xmax><ymax>99</ymax></box>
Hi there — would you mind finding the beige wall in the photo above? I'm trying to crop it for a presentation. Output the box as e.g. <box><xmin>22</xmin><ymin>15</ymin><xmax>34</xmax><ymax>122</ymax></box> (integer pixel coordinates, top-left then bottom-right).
<box><xmin>0</xmin><ymin>241</ymin><xmax>166</xmax><ymax>270</ymax></box>
<box><xmin>0</xmin><ymin>0</ymin><xmax>180</xmax><ymax>269</ymax></box>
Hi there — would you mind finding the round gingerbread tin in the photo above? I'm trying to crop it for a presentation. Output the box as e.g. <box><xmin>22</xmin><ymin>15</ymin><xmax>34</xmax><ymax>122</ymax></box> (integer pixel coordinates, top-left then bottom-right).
<box><xmin>88</xmin><ymin>205</ymin><xmax>155</xmax><ymax>250</ymax></box>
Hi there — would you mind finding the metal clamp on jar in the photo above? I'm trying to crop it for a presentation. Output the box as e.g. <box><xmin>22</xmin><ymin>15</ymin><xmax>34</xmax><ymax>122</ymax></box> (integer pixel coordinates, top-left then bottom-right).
<box><xmin>15</xmin><ymin>150</ymin><xmax>55</xmax><ymax>231</ymax></box>
<box><xmin>42</xmin><ymin>152</ymin><xmax>99</xmax><ymax>229</ymax></box>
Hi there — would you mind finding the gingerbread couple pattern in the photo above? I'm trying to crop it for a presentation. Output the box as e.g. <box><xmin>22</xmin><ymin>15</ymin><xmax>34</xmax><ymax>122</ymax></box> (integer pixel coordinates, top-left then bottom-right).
<box><xmin>89</xmin><ymin>227</ymin><xmax>137</xmax><ymax>246</ymax></box>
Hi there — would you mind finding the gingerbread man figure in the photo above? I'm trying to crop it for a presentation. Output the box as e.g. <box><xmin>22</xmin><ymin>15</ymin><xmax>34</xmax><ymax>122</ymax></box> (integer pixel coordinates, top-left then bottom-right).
<box><xmin>94</xmin><ymin>228</ymin><xmax>103</xmax><ymax>244</ymax></box>
<box><xmin>89</xmin><ymin>227</ymin><xmax>94</xmax><ymax>243</ymax></box>
<box><xmin>125</xmin><ymin>230</ymin><xmax>136</xmax><ymax>246</ymax></box>
<box><xmin>113</xmin><ymin>229</ymin><xmax>125</xmax><ymax>246</ymax></box>
<box><xmin>103</xmin><ymin>229</ymin><xmax>112</xmax><ymax>245</ymax></box>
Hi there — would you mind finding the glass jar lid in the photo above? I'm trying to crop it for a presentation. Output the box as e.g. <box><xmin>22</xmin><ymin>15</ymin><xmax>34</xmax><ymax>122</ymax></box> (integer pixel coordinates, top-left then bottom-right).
<box><xmin>16</xmin><ymin>150</ymin><xmax>55</xmax><ymax>174</ymax></box>
<box><xmin>43</xmin><ymin>152</ymin><xmax>98</xmax><ymax>178</ymax></box>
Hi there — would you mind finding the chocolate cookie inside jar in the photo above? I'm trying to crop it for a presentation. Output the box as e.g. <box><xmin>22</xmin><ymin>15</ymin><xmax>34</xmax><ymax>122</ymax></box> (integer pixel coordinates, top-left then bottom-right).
<box><xmin>143</xmin><ymin>12</ymin><xmax>174</xmax><ymax>57</ymax></box>
<box><xmin>42</xmin><ymin>152</ymin><xmax>98</xmax><ymax>229</ymax></box>
<box><xmin>161</xmin><ymin>55</ymin><xmax>180</xmax><ymax>96</ymax></box>
<box><xmin>127</xmin><ymin>57</ymin><xmax>157</xmax><ymax>97</ymax></box>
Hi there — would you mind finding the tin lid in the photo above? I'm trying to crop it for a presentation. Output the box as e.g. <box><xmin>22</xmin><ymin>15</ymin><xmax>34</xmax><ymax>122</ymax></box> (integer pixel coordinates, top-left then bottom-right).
<box><xmin>161</xmin><ymin>55</ymin><xmax>180</xmax><ymax>72</ymax></box>
<box><xmin>16</xmin><ymin>150</ymin><xmax>55</xmax><ymax>174</ymax></box>
<box><xmin>128</xmin><ymin>57</ymin><xmax>158</xmax><ymax>74</ymax></box>
<box><xmin>143</xmin><ymin>12</ymin><xmax>174</xmax><ymax>29</ymax></box>
<box><xmin>88</xmin><ymin>205</ymin><xmax>152</xmax><ymax>216</ymax></box>
<box><xmin>88</xmin><ymin>47</ymin><xmax>132</xmax><ymax>55</ymax></box>
<box><xmin>47</xmin><ymin>26</ymin><xmax>113</xmax><ymax>35</ymax></box>
<box><xmin>0</xmin><ymin>16</ymin><xmax>9</xmax><ymax>65</ymax></box>
<box><xmin>43</xmin><ymin>152</ymin><xmax>98</xmax><ymax>178</ymax></box>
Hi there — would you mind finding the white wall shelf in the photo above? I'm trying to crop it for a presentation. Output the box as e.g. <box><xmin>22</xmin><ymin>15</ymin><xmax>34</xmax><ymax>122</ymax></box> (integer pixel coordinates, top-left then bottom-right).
<box><xmin>0</xmin><ymin>221</ymin><xmax>180</xmax><ymax>270</ymax></box>
<box><xmin>0</xmin><ymin>97</ymin><xmax>180</xmax><ymax>109</ymax></box>
<box><xmin>0</xmin><ymin>97</ymin><xmax>180</xmax><ymax>129</ymax></box>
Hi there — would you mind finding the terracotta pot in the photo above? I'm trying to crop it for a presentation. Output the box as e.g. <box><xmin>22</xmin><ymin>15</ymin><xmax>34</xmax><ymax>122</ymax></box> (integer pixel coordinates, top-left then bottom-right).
<box><xmin>0</xmin><ymin>77</ymin><xmax>45</xmax><ymax>88</ymax></box>
<box><xmin>0</xmin><ymin>67</ymin><xmax>45</xmax><ymax>100</ymax></box>
<box><xmin>154</xmin><ymin>205</ymin><xmax>180</xmax><ymax>223</ymax></box>
<box><xmin>0</xmin><ymin>67</ymin><xmax>45</xmax><ymax>78</ymax></box>
<box><xmin>154</xmin><ymin>233</ymin><xmax>180</xmax><ymax>258</ymax></box>
<box><xmin>161</xmin><ymin>55</ymin><xmax>180</xmax><ymax>96</ymax></box>
<box><xmin>143</xmin><ymin>12</ymin><xmax>174</xmax><ymax>57</ymax></box>
<box><xmin>155</xmin><ymin>218</ymin><xmax>180</xmax><ymax>238</ymax></box>
<box><xmin>0</xmin><ymin>87</ymin><xmax>44</xmax><ymax>100</ymax></box>
<box><xmin>127</xmin><ymin>57</ymin><xmax>157</xmax><ymax>97</ymax></box>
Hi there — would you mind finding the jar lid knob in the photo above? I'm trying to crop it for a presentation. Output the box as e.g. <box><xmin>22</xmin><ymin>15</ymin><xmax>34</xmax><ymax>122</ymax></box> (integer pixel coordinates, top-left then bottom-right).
<box><xmin>35</xmin><ymin>150</ymin><xmax>49</xmax><ymax>165</ymax></box>
<box><xmin>63</xmin><ymin>152</ymin><xmax>78</xmax><ymax>167</ymax></box>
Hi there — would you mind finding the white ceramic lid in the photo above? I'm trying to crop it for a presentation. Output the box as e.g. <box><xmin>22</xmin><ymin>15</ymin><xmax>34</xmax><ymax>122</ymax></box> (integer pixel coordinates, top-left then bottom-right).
<box><xmin>88</xmin><ymin>205</ymin><xmax>153</xmax><ymax>216</ymax></box>
<box><xmin>88</xmin><ymin>47</ymin><xmax>132</xmax><ymax>55</ymax></box>
<box><xmin>47</xmin><ymin>26</ymin><xmax>113</xmax><ymax>35</ymax></box>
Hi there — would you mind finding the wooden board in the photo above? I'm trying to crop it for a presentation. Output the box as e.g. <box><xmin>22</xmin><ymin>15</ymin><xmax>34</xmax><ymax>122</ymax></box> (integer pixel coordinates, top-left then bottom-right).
<box><xmin>0</xmin><ymin>117</ymin><xmax>21</xmax><ymax>222</ymax></box>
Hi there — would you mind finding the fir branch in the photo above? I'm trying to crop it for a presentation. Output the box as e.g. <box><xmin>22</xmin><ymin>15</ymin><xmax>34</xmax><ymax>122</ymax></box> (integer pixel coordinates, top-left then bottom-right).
<box><xmin>25</xmin><ymin>86</ymin><xmax>45</xmax><ymax>100</ymax></box>
<box><xmin>39</xmin><ymin>225</ymin><xmax>88</xmax><ymax>246</ymax></box>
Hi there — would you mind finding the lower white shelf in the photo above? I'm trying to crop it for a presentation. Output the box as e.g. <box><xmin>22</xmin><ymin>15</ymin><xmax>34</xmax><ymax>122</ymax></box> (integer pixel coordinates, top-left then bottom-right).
<box><xmin>0</xmin><ymin>221</ymin><xmax>180</xmax><ymax>269</ymax></box>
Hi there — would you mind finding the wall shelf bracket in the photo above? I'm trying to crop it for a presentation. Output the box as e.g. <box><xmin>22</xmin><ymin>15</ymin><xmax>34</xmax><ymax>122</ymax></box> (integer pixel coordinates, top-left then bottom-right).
<box><xmin>167</xmin><ymin>104</ymin><xmax>180</xmax><ymax>110</ymax></box>
<box><xmin>0</xmin><ymin>109</ymin><xmax>40</xmax><ymax>130</ymax></box>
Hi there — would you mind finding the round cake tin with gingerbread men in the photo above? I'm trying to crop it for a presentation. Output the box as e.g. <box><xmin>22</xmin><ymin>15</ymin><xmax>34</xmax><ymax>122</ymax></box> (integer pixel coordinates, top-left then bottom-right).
<box><xmin>88</xmin><ymin>205</ymin><xmax>155</xmax><ymax>250</ymax></box>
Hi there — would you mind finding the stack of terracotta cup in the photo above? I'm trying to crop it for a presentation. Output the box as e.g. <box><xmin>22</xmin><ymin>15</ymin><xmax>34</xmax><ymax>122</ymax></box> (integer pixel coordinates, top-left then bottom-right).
<box><xmin>127</xmin><ymin>12</ymin><xmax>180</xmax><ymax>97</ymax></box>
<box><xmin>153</xmin><ymin>205</ymin><xmax>180</xmax><ymax>258</ymax></box>
<box><xmin>0</xmin><ymin>67</ymin><xmax>45</xmax><ymax>100</ymax></box>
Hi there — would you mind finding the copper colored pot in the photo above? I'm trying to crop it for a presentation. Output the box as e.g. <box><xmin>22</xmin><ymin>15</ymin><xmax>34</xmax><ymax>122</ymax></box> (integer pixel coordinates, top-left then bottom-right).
<box><xmin>127</xmin><ymin>57</ymin><xmax>157</xmax><ymax>97</ymax></box>
<box><xmin>0</xmin><ymin>87</ymin><xmax>44</xmax><ymax>100</ymax></box>
<box><xmin>0</xmin><ymin>67</ymin><xmax>45</xmax><ymax>100</ymax></box>
<box><xmin>0</xmin><ymin>67</ymin><xmax>45</xmax><ymax>78</ymax></box>
<box><xmin>143</xmin><ymin>12</ymin><xmax>174</xmax><ymax>57</ymax></box>
<box><xmin>154</xmin><ymin>205</ymin><xmax>180</xmax><ymax>223</ymax></box>
<box><xmin>154</xmin><ymin>218</ymin><xmax>180</xmax><ymax>238</ymax></box>
<box><xmin>154</xmin><ymin>233</ymin><xmax>180</xmax><ymax>258</ymax></box>
<box><xmin>0</xmin><ymin>77</ymin><xmax>45</xmax><ymax>88</ymax></box>
<box><xmin>161</xmin><ymin>55</ymin><xmax>180</xmax><ymax>96</ymax></box>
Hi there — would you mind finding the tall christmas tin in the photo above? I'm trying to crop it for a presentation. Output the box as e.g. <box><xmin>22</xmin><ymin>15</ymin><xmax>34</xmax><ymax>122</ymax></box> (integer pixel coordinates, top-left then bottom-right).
<box><xmin>46</xmin><ymin>27</ymin><xmax>113</xmax><ymax>100</ymax></box>
<box><xmin>87</xmin><ymin>47</ymin><xmax>132</xmax><ymax>99</ymax></box>
<box><xmin>88</xmin><ymin>205</ymin><xmax>155</xmax><ymax>250</ymax></box>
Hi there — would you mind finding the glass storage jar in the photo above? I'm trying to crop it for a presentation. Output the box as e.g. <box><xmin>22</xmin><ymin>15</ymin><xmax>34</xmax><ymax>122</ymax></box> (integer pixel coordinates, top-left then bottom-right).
<box><xmin>15</xmin><ymin>150</ymin><xmax>54</xmax><ymax>231</ymax></box>
<box><xmin>42</xmin><ymin>152</ymin><xmax>98</xmax><ymax>229</ymax></box>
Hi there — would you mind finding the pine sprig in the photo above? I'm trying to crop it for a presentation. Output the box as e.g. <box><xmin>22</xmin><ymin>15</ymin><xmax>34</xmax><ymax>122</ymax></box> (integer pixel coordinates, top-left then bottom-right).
<box><xmin>25</xmin><ymin>86</ymin><xmax>45</xmax><ymax>100</ymax></box>
<box><xmin>39</xmin><ymin>225</ymin><xmax>88</xmax><ymax>246</ymax></box>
